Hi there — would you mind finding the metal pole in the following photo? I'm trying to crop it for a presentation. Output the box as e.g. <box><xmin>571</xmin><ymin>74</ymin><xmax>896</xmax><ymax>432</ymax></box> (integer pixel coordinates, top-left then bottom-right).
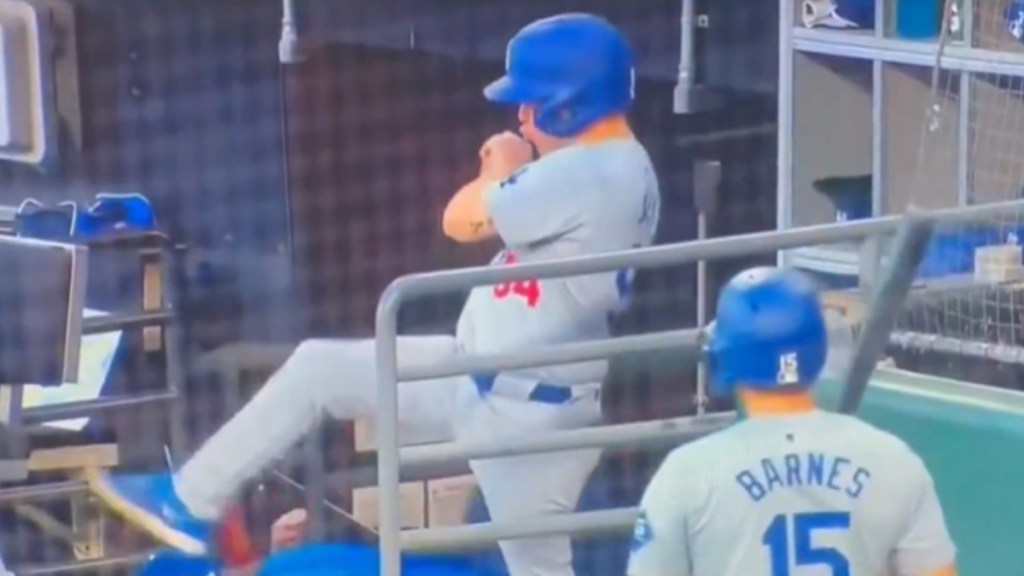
<box><xmin>399</xmin><ymin>328</ymin><xmax>702</xmax><ymax>382</ymax></box>
<box><xmin>401</xmin><ymin>508</ymin><xmax>639</xmax><ymax>552</ymax></box>
<box><xmin>374</xmin><ymin>307</ymin><xmax>403</xmax><ymax>576</ymax></box>
<box><xmin>301</xmin><ymin>430</ymin><xmax>327</xmax><ymax>542</ymax></box>
<box><xmin>693</xmin><ymin>159</ymin><xmax>722</xmax><ymax>415</ymax></box>
<box><xmin>695</xmin><ymin>212</ymin><xmax>708</xmax><ymax>415</ymax></box>
<box><xmin>673</xmin><ymin>0</ymin><xmax>697</xmax><ymax>113</ymax></box>
<box><xmin>839</xmin><ymin>215</ymin><xmax>935</xmax><ymax>413</ymax></box>
<box><xmin>279</xmin><ymin>0</ymin><xmax>305</xmax><ymax>64</ymax></box>
<box><xmin>399</xmin><ymin>411</ymin><xmax>733</xmax><ymax>467</ymax></box>
<box><xmin>777</xmin><ymin>0</ymin><xmax>796</xmax><ymax>265</ymax></box>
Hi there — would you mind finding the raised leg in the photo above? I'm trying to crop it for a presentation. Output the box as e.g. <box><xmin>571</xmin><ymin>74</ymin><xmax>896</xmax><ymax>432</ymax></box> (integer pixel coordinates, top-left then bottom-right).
<box><xmin>89</xmin><ymin>335</ymin><xmax>462</xmax><ymax>554</ymax></box>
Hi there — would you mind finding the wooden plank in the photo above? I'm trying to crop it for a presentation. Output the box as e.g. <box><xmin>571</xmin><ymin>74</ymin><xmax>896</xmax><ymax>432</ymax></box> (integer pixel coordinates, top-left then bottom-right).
<box><xmin>27</xmin><ymin>444</ymin><xmax>118</xmax><ymax>472</ymax></box>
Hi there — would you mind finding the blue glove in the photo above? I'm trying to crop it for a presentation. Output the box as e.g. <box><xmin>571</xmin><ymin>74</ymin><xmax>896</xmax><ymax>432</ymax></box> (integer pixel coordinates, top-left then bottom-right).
<box><xmin>76</xmin><ymin>192</ymin><xmax>157</xmax><ymax>239</ymax></box>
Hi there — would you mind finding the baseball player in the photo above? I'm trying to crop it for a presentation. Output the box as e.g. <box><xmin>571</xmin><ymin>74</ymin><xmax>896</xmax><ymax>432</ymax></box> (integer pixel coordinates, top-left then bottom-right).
<box><xmin>90</xmin><ymin>12</ymin><xmax>660</xmax><ymax>576</ymax></box>
<box><xmin>627</xmin><ymin>267</ymin><xmax>958</xmax><ymax>576</ymax></box>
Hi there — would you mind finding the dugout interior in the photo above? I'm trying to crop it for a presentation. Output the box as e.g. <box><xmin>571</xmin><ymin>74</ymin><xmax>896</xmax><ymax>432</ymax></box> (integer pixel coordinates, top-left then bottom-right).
<box><xmin>0</xmin><ymin>0</ymin><xmax>779</xmax><ymax>573</ymax></box>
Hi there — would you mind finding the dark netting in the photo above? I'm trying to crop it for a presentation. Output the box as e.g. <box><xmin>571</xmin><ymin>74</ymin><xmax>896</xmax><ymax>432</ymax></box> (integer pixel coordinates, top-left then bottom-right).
<box><xmin>0</xmin><ymin>0</ymin><xmax>777</xmax><ymax>574</ymax></box>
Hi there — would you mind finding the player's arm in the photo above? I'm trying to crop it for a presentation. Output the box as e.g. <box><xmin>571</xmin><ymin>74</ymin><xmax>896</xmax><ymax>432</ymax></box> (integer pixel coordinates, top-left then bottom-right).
<box><xmin>443</xmin><ymin>177</ymin><xmax>499</xmax><ymax>243</ymax></box>
<box><xmin>627</xmin><ymin>451</ymin><xmax>698</xmax><ymax>576</ymax></box>
<box><xmin>443</xmin><ymin>132</ymin><xmax>534</xmax><ymax>243</ymax></box>
<box><xmin>891</xmin><ymin>453</ymin><xmax>958</xmax><ymax>576</ymax></box>
<box><xmin>444</xmin><ymin>132</ymin><xmax>585</xmax><ymax>246</ymax></box>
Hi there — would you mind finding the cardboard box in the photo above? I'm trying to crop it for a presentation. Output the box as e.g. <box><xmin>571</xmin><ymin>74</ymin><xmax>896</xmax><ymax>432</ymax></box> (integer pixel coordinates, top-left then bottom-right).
<box><xmin>974</xmin><ymin>245</ymin><xmax>1024</xmax><ymax>283</ymax></box>
<box><xmin>820</xmin><ymin>289</ymin><xmax>864</xmax><ymax>326</ymax></box>
<box><xmin>353</xmin><ymin>418</ymin><xmax>451</xmax><ymax>453</ymax></box>
<box><xmin>427</xmin><ymin>474</ymin><xmax>478</xmax><ymax>527</ymax></box>
<box><xmin>352</xmin><ymin>481</ymin><xmax>426</xmax><ymax>530</ymax></box>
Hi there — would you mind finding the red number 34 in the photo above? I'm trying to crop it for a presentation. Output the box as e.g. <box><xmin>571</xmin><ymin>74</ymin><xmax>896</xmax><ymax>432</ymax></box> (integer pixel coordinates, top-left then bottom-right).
<box><xmin>492</xmin><ymin>250</ymin><xmax>541</xmax><ymax>308</ymax></box>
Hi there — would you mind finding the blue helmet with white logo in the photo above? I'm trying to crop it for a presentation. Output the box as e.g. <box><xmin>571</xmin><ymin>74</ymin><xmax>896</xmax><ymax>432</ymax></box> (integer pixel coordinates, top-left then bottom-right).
<box><xmin>707</xmin><ymin>267</ymin><xmax>828</xmax><ymax>396</ymax></box>
<box><xmin>484</xmin><ymin>13</ymin><xmax>635</xmax><ymax>138</ymax></box>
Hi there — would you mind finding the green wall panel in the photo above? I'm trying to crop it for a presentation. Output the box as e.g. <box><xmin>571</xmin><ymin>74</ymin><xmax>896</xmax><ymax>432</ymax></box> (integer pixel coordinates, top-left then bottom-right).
<box><xmin>817</xmin><ymin>369</ymin><xmax>1024</xmax><ymax>576</ymax></box>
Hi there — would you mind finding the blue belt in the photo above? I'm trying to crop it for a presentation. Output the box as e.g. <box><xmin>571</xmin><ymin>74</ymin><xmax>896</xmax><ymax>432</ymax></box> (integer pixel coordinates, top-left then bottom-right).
<box><xmin>471</xmin><ymin>373</ymin><xmax>581</xmax><ymax>404</ymax></box>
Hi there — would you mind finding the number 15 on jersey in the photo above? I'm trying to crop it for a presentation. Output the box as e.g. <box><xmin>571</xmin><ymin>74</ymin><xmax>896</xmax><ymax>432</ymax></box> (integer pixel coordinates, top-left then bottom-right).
<box><xmin>763</xmin><ymin>512</ymin><xmax>851</xmax><ymax>576</ymax></box>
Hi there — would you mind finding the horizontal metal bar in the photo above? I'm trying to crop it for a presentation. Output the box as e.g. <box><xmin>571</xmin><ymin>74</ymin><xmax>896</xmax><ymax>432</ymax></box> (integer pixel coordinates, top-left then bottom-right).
<box><xmin>379</xmin><ymin>200</ymin><xmax>1024</xmax><ymax>308</ymax></box>
<box><xmin>385</xmin><ymin>217</ymin><xmax>900</xmax><ymax>305</ymax></box>
<box><xmin>14</xmin><ymin>553</ymin><xmax>153</xmax><ymax>576</ymax></box>
<box><xmin>792</xmin><ymin>28</ymin><xmax>1024</xmax><ymax>77</ymax></box>
<box><xmin>0</xmin><ymin>459</ymin><xmax>27</xmax><ymax>482</ymax></box>
<box><xmin>399</xmin><ymin>328</ymin><xmax>701</xmax><ymax>382</ymax></box>
<box><xmin>23</xmin><ymin>391</ymin><xmax>177</xmax><ymax>423</ymax></box>
<box><xmin>82</xmin><ymin>310</ymin><xmax>174</xmax><ymax>333</ymax></box>
<box><xmin>401</xmin><ymin>412</ymin><xmax>733</xmax><ymax>466</ymax></box>
<box><xmin>0</xmin><ymin>480</ymin><xmax>86</xmax><ymax>504</ymax></box>
<box><xmin>327</xmin><ymin>459</ymin><xmax>473</xmax><ymax>489</ymax></box>
<box><xmin>890</xmin><ymin>331</ymin><xmax>1024</xmax><ymax>364</ymax></box>
<box><xmin>401</xmin><ymin>507</ymin><xmax>638</xmax><ymax>552</ymax></box>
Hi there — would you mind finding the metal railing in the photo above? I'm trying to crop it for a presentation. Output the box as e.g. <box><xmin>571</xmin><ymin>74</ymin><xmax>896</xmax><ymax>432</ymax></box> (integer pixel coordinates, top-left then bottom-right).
<box><xmin>372</xmin><ymin>199</ymin><xmax>1024</xmax><ymax>576</ymax></box>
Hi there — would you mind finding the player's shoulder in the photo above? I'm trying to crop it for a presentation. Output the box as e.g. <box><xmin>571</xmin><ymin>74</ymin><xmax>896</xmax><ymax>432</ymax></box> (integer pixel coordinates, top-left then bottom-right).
<box><xmin>667</xmin><ymin>411</ymin><xmax>923</xmax><ymax>467</ymax></box>
<box><xmin>532</xmin><ymin>138</ymin><xmax>655</xmax><ymax>183</ymax></box>
<box><xmin>826</xmin><ymin>411</ymin><xmax>919</xmax><ymax>455</ymax></box>
<box><xmin>803</xmin><ymin>411</ymin><xmax>933</xmax><ymax>477</ymax></box>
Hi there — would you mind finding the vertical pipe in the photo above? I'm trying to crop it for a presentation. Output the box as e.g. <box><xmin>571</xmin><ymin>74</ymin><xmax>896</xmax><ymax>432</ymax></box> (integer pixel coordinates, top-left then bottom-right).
<box><xmin>777</xmin><ymin>0</ymin><xmax>795</xmax><ymax>266</ymax></box>
<box><xmin>864</xmin><ymin>0</ymin><xmax>886</xmax><ymax>290</ymax></box>
<box><xmin>279</xmin><ymin>0</ymin><xmax>304</xmax><ymax>64</ymax></box>
<box><xmin>302</xmin><ymin>430</ymin><xmax>327</xmax><ymax>542</ymax></box>
<box><xmin>694</xmin><ymin>213</ymin><xmax>708</xmax><ymax>415</ymax></box>
<box><xmin>375</xmin><ymin>293</ymin><xmax>403</xmax><ymax>576</ymax></box>
<box><xmin>673</xmin><ymin>0</ymin><xmax>696</xmax><ymax>113</ymax></box>
<box><xmin>957</xmin><ymin>0</ymin><xmax>973</xmax><ymax>206</ymax></box>
<box><xmin>163</xmin><ymin>245</ymin><xmax>188</xmax><ymax>461</ymax></box>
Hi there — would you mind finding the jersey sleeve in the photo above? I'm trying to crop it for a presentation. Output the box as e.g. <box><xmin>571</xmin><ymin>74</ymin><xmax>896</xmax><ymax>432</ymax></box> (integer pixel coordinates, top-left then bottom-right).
<box><xmin>483</xmin><ymin>161</ymin><xmax>585</xmax><ymax>247</ymax></box>
<box><xmin>890</xmin><ymin>453</ymin><xmax>957</xmax><ymax>576</ymax></box>
<box><xmin>627</xmin><ymin>451</ymin><xmax>696</xmax><ymax>576</ymax></box>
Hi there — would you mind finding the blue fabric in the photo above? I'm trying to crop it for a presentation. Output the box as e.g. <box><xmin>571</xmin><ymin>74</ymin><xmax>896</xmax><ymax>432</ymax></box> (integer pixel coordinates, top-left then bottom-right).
<box><xmin>136</xmin><ymin>551</ymin><xmax>219</xmax><ymax>576</ymax></box>
<box><xmin>14</xmin><ymin>199</ymin><xmax>77</xmax><ymax>241</ymax></box>
<box><xmin>100</xmin><ymin>472</ymin><xmax>213</xmax><ymax>547</ymax></box>
<box><xmin>76</xmin><ymin>193</ymin><xmax>157</xmax><ymax>238</ymax></box>
<box><xmin>14</xmin><ymin>193</ymin><xmax>158</xmax><ymax>243</ymax></box>
<box><xmin>471</xmin><ymin>373</ymin><xmax>573</xmax><ymax>404</ymax></box>
<box><xmin>256</xmin><ymin>544</ymin><xmax>478</xmax><ymax>576</ymax></box>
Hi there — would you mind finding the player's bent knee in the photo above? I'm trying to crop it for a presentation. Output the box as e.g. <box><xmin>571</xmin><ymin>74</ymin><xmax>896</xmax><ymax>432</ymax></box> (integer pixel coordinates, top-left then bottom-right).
<box><xmin>277</xmin><ymin>340</ymin><xmax>354</xmax><ymax>395</ymax></box>
<box><xmin>281</xmin><ymin>338</ymin><xmax>377</xmax><ymax>419</ymax></box>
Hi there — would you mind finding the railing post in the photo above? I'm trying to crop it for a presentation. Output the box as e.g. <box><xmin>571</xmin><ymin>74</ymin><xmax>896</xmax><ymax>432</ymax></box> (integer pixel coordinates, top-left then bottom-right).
<box><xmin>375</xmin><ymin>283</ymin><xmax>406</xmax><ymax>576</ymax></box>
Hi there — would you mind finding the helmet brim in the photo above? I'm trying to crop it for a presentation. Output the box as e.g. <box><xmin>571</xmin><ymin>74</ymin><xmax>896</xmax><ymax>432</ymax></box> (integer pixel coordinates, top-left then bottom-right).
<box><xmin>483</xmin><ymin>75</ymin><xmax>548</xmax><ymax>104</ymax></box>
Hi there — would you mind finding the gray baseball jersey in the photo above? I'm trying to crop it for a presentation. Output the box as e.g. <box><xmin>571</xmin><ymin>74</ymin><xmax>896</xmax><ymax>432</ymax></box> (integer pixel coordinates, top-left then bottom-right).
<box><xmin>455</xmin><ymin>137</ymin><xmax>660</xmax><ymax>385</ymax></box>
<box><xmin>628</xmin><ymin>410</ymin><xmax>956</xmax><ymax>576</ymax></box>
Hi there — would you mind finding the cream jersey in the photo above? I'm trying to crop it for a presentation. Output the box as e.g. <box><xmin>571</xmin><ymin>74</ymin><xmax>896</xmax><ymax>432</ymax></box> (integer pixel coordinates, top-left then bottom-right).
<box><xmin>455</xmin><ymin>137</ymin><xmax>660</xmax><ymax>386</ymax></box>
<box><xmin>628</xmin><ymin>410</ymin><xmax>956</xmax><ymax>576</ymax></box>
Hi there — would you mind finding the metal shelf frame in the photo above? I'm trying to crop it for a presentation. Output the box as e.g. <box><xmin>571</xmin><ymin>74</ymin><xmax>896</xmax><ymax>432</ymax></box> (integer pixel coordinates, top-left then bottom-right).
<box><xmin>0</xmin><ymin>233</ymin><xmax>190</xmax><ymax>575</ymax></box>
<box><xmin>777</xmin><ymin>0</ymin><xmax>1011</xmax><ymax>278</ymax></box>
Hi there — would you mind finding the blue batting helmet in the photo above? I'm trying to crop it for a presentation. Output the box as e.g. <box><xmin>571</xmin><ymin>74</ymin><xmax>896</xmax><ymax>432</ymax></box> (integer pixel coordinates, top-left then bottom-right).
<box><xmin>484</xmin><ymin>13</ymin><xmax>635</xmax><ymax>138</ymax></box>
<box><xmin>707</xmin><ymin>267</ymin><xmax>828</xmax><ymax>396</ymax></box>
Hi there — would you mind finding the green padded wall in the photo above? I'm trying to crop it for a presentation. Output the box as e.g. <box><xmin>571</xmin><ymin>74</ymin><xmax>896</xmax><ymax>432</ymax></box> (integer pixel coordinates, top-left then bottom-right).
<box><xmin>817</xmin><ymin>368</ymin><xmax>1024</xmax><ymax>576</ymax></box>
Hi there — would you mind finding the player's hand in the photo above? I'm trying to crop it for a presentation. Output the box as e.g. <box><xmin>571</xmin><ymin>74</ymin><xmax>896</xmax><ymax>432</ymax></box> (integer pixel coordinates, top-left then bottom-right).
<box><xmin>479</xmin><ymin>131</ymin><xmax>533</xmax><ymax>180</ymax></box>
<box><xmin>270</xmin><ymin>508</ymin><xmax>308</xmax><ymax>551</ymax></box>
